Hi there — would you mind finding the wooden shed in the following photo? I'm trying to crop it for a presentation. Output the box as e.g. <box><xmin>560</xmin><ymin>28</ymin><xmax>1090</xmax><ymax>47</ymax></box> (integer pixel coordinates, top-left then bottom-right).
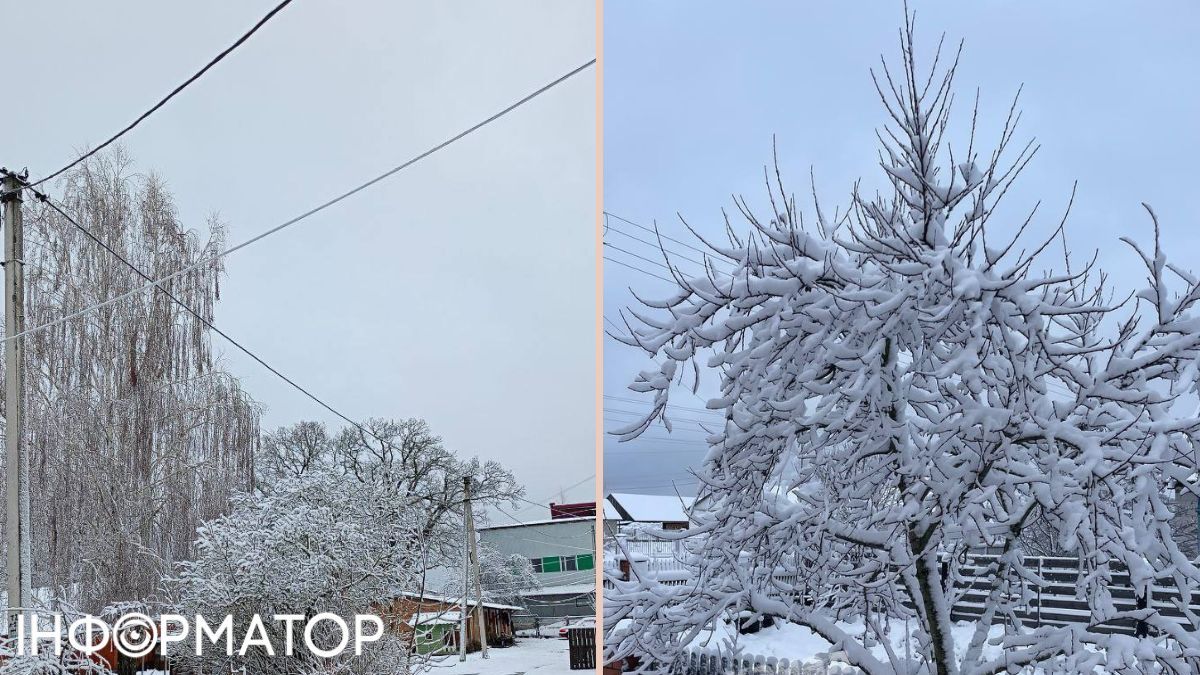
<box><xmin>380</xmin><ymin>592</ymin><xmax>520</xmax><ymax>653</ymax></box>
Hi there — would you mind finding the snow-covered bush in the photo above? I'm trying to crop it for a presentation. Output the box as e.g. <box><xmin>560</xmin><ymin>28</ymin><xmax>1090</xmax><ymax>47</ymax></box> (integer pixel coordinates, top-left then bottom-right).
<box><xmin>607</xmin><ymin>14</ymin><xmax>1200</xmax><ymax>675</ymax></box>
<box><xmin>0</xmin><ymin>636</ymin><xmax>112</xmax><ymax>675</ymax></box>
<box><xmin>167</xmin><ymin>469</ymin><xmax>422</xmax><ymax>674</ymax></box>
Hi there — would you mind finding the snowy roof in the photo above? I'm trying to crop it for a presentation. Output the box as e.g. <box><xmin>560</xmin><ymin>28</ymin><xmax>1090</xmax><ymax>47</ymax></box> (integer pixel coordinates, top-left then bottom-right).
<box><xmin>408</xmin><ymin>611</ymin><xmax>461</xmax><ymax>626</ymax></box>
<box><xmin>477</xmin><ymin>516</ymin><xmax>594</xmax><ymax>531</ymax></box>
<box><xmin>520</xmin><ymin>583</ymin><xmax>596</xmax><ymax>598</ymax></box>
<box><xmin>606</xmin><ymin>493</ymin><xmax>694</xmax><ymax>523</ymax></box>
<box><xmin>395</xmin><ymin>591</ymin><xmax>523</xmax><ymax>612</ymax></box>
<box><xmin>603</xmin><ymin>501</ymin><xmax>620</xmax><ymax>520</ymax></box>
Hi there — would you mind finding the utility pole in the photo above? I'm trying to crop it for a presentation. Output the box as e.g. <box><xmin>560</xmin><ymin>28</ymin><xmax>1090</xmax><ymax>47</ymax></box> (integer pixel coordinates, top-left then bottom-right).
<box><xmin>465</xmin><ymin>476</ymin><xmax>488</xmax><ymax>659</ymax></box>
<box><xmin>459</xmin><ymin>479</ymin><xmax>469</xmax><ymax>661</ymax></box>
<box><xmin>2</xmin><ymin>171</ymin><xmax>29</xmax><ymax>634</ymax></box>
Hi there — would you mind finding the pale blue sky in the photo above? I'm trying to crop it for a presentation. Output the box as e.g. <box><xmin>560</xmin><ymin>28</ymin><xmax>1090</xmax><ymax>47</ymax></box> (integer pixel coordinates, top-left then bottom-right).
<box><xmin>603</xmin><ymin>1</ymin><xmax>1200</xmax><ymax>495</ymax></box>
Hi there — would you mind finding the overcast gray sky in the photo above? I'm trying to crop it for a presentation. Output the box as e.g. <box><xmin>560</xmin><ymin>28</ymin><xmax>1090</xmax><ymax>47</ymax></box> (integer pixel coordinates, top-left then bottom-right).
<box><xmin>604</xmin><ymin>1</ymin><xmax>1200</xmax><ymax>496</ymax></box>
<box><xmin>5</xmin><ymin>1</ymin><xmax>597</xmax><ymax>520</ymax></box>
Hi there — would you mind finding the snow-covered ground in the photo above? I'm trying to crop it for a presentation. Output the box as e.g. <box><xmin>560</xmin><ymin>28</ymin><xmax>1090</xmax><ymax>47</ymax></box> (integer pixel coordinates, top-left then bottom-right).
<box><xmin>687</xmin><ymin>618</ymin><xmax>1008</xmax><ymax>672</ymax></box>
<box><xmin>427</xmin><ymin>638</ymin><xmax>575</xmax><ymax>675</ymax></box>
<box><xmin>517</xmin><ymin>616</ymin><xmax>594</xmax><ymax>639</ymax></box>
<box><xmin>682</xmin><ymin>618</ymin><xmax>1162</xmax><ymax>673</ymax></box>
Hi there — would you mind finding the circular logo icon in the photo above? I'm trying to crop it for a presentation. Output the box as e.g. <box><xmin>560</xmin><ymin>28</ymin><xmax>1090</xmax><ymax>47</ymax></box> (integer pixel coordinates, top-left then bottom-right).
<box><xmin>113</xmin><ymin>613</ymin><xmax>157</xmax><ymax>658</ymax></box>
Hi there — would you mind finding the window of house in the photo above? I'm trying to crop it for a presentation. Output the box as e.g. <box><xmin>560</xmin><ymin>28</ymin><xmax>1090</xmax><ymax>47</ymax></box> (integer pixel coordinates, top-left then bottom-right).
<box><xmin>563</xmin><ymin>556</ymin><xmax>578</xmax><ymax>571</ymax></box>
<box><xmin>532</xmin><ymin>558</ymin><xmax>544</xmax><ymax>573</ymax></box>
<box><xmin>541</xmin><ymin>556</ymin><xmax>562</xmax><ymax>573</ymax></box>
<box><xmin>576</xmin><ymin>554</ymin><xmax>594</xmax><ymax>570</ymax></box>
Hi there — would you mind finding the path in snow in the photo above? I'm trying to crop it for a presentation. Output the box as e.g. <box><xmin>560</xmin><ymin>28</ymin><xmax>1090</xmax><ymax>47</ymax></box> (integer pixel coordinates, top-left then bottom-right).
<box><xmin>428</xmin><ymin>637</ymin><xmax>574</xmax><ymax>675</ymax></box>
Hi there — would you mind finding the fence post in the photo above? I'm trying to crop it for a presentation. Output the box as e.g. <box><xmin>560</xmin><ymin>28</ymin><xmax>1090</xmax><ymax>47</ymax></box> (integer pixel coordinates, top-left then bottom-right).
<box><xmin>1135</xmin><ymin>588</ymin><xmax>1149</xmax><ymax>638</ymax></box>
<box><xmin>1037</xmin><ymin>556</ymin><xmax>1043</xmax><ymax>627</ymax></box>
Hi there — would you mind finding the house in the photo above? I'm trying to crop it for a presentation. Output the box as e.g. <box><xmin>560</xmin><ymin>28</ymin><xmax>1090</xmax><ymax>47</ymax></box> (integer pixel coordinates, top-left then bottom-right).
<box><xmin>602</xmin><ymin>499</ymin><xmax>622</xmax><ymax>538</ymax></box>
<box><xmin>379</xmin><ymin>591</ymin><xmax>520</xmax><ymax>654</ymax></box>
<box><xmin>478</xmin><ymin>516</ymin><xmax>596</xmax><ymax>626</ymax></box>
<box><xmin>605</xmin><ymin>492</ymin><xmax>694</xmax><ymax>530</ymax></box>
<box><xmin>405</xmin><ymin>610</ymin><xmax>461</xmax><ymax>655</ymax></box>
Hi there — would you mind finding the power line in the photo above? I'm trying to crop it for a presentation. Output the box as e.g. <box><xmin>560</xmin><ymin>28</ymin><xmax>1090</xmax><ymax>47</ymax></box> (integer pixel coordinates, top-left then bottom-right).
<box><xmin>605</xmin><ymin>476</ymin><xmax>701</xmax><ymax>490</ymax></box>
<box><xmin>511</xmin><ymin>474</ymin><xmax>596</xmax><ymax>514</ymax></box>
<box><xmin>605</xmin><ymin>445</ymin><xmax>710</xmax><ymax>456</ymax></box>
<box><xmin>604</xmin><ymin>256</ymin><xmax>672</xmax><ymax>284</ymax></box>
<box><xmin>609</xmin><ymin>437</ymin><xmax>710</xmax><ymax>446</ymax></box>
<box><xmin>604</xmin><ymin>395</ymin><xmax>723</xmax><ymax>417</ymax></box>
<box><xmin>605</xmin><ymin>221</ymin><xmax>732</xmax><ymax>276</ymax></box>
<box><xmin>604</xmin><ymin>408</ymin><xmax>721</xmax><ymax>426</ymax></box>
<box><xmin>604</xmin><ymin>415</ymin><xmax>719</xmax><ymax>432</ymax></box>
<box><xmin>606</xmin><ymin>225</ymin><xmax>707</xmax><ymax>269</ymax></box>
<box><xmin>492</xmin><ymin>506</ymin><xmax>597</xmax><ymax>553</ymax></box>
<box><xmin>28</xmin><ymin>186</ymin><xmax>386</xmax><ymax>453</ymax></box>
<box><xmin>603</xmin><ymin>242</ymin><xmax>675</xmax><ymax>272</ymax></box>
<box><xmin>3</xmin><ymin>58</ymin><xmax>596</xmax><ymax>346</ymax></box>
<box><xmin>604</xmin><ymin>211</ymin><xmax>718</xmax><ymax>259</ymax></box>
<box><xmin>27</xmin><ymin>0</ymin><xmax>296</xmax><ymax>191</ymax></box>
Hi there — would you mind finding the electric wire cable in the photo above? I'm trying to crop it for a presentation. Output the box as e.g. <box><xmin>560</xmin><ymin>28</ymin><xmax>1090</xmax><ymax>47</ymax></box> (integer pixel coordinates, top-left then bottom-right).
<box><xmin>492</xmin><ymin>507</ymin><xmax>599</xmax><ymax>554</ymax></box>
<box><xmin>604</xmin><ymin>395</ymin><xmax>723</xmax><ymax>417</ymax></box>
<box><xmin>32</xmin><ymin>189</ymin><xmax>385</xmax><ymax>452</ymax></box>
<box><xmin>1</xmin><ymin>58</ymin><xmax>596</xmax><ymax>346</ymax></box>
<box><xmin>603</xmin><ymin>241</ymin><xmax>676</xmax><ymax>272</ymax></box>
<box><xmin>19</xmin><ymin>45</ymin><xmax>593</xmax><ymax>461</ymax></box>
<box><xmin>604</xmin><ymin>256</ymin><xmax>672</xmax><ymax>284</ymax></box>
<box><xmin>605</xmin><ymin>222</ymin><xmax>733</xmax><ymax>275</ymax></box>
<box><xmin>603</xmin><ymin>211</ymin><xmax>718</xmax><ymax>258</ymax></box>
<box><xmin>509</xmin><ymin>474</ymin><xmax>596</xmax><ymax>513</ymax></box>
<box><xmin>25</xmin><ymin>0</ymin><xmax>296</xmax><ymax>191</ymax></box>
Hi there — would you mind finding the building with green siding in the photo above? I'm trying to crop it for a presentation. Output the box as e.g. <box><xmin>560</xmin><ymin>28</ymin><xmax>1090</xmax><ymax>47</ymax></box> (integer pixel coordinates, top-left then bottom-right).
<box><xmin>478</xmin><ymin>515</ymin><xmax>596</xmax><ymax>625</ymax></box>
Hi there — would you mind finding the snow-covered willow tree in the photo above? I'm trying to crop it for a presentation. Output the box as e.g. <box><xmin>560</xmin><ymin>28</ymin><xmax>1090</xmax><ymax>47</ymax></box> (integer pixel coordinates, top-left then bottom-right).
<box><xmin>0</xmin><ymin>148</ymin><xmax>259</xmax><ymax>612</ymax></box>
<box><xmin>607</xmin><ymin>17</ymin><xmax>1200</xmax><ymax>675</ymax></box>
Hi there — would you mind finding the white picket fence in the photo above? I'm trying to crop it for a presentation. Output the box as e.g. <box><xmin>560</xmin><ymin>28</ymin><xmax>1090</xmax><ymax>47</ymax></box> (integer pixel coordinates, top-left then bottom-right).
<box><xmin>679</xmin><ymin>648</ymin><xmax>862</xmax><ymax>675</ymax></box>
<box><xmin>606</xmin><ymin>537</ymin><xmax>694</xmax><ymax>589</ymax></box>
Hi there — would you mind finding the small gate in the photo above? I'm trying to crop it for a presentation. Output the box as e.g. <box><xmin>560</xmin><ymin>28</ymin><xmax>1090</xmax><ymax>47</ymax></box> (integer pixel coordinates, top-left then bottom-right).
<box><xmin>568</xmin><ymin>627</ymin><xmax>597</xmax><ymax>670</ymax></box>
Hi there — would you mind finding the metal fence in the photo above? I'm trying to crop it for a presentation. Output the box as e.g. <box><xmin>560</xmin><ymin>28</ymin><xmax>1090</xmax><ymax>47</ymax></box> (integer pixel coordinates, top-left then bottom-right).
<box><xmin>613</xmin><ymin>552</ymin><xmax>1200</xmax><ymax>672</ymax></box>
<box><xmin>951</xmin><ymin>553</ymin><xmax>1200</xmax><ymax>635</ymax></box>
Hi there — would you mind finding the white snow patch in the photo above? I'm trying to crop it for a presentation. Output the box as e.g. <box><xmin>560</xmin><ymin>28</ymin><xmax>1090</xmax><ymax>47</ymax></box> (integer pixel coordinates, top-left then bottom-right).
<box><xmin>432</xmin><ymin>638</ymin><xmax>574</xmax><ymax>674</ymax></box>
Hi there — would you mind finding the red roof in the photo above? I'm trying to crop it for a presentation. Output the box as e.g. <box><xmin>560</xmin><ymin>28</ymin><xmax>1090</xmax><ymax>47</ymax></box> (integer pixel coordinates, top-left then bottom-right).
<box><xmin>549</xmin><ymin>501</ymin><xmax>596</xmax><ymax>519</ymax></box>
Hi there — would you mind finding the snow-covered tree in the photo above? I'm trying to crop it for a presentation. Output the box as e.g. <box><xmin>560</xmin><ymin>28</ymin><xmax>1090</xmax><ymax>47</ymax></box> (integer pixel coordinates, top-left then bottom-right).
<box><xmin>477</xmin><ymin>545</ymin><xmax>539</xmax><ymax>607</ymax></box>
<box><xmin>168</xmin><ymin>469</ymin><xmax>420</xmax><ymax>674</ymax></box>
<box><xmin>607</xmin><ymin>16</ymin><xmax>1200</xmax><ymax>675</ymax></box>
<box><xmin>255</xmin><ymin>420</ymin><xmax>335</xmax><ymax>486</ymax></box>
<box><xmin>1</xmin><ymin>148</ymin><xmax>259</xmax><ymax>613</ymax></box>
<box><xmin>257</xmin><ymin>418</ymin><xmax>525</xmax><ymax>566</ymax></box>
